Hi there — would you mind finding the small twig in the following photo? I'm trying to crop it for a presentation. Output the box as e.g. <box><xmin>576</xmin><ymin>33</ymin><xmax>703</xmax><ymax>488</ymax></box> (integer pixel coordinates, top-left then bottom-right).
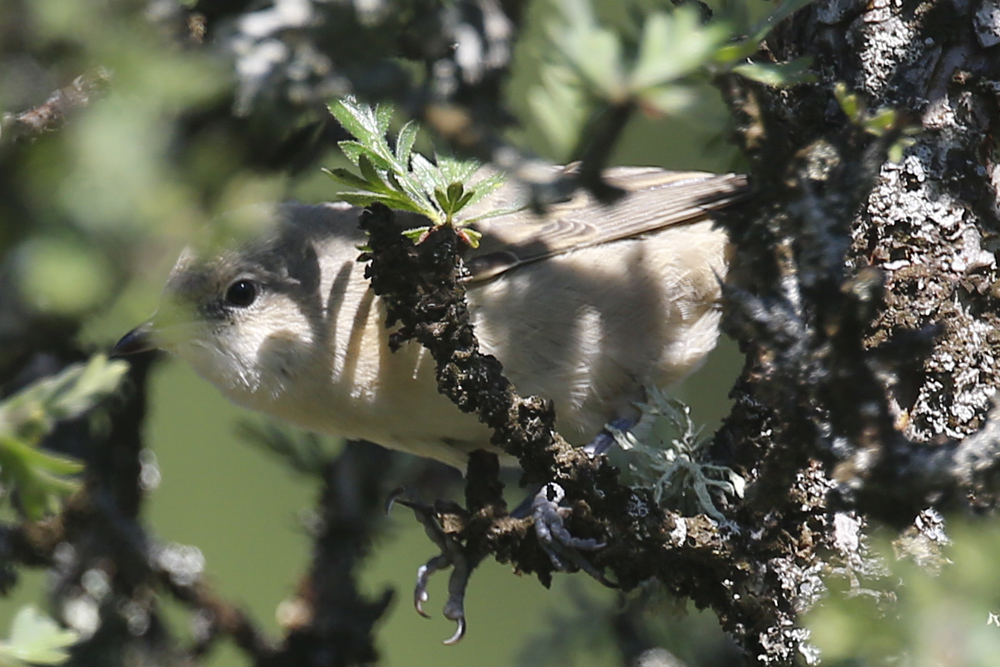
<box><xmin>264</xmin><ymin>440</ymin><xmax>395</xmax><ymax>665</ymax></box>
<box><xmin>0</xmin><ymin>69</ymin><xmax>111</xmax><ymax>144</ymax></box>
<box><xmin>155</xmin><ymin>563</ymin><xmax>276</xmax><ymax>660</ymax></box>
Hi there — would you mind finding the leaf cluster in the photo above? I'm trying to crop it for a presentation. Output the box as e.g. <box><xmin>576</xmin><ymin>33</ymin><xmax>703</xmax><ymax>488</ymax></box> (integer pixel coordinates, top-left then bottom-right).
<box><xmin>834</xmin><ymin>82</ymin><xmax>919</xmax><ymax>162</ymax></box>
<box><xmin>325</xmin><ymin>97</ymin><xmax>515</xmax><ymax>248</ymax></box>
<box><xmin>0</xmin><ymin>355</ymin><xmax>127</xmax><ymax>520</ymax></box>
<box><xmin>530</xmin><ymin>0</ymin><xmax>816</xmax><ymax>158</ymax></box>
<box><xmin>0</xmin><ymin>605</ymin><xmax>80</xmax><ymax>666</ymax></box>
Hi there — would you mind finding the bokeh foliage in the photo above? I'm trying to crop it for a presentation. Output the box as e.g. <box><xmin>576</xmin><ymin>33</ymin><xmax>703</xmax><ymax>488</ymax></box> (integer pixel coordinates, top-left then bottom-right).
<box><xmin>808</xmin><ymin>519</ymin><xmax>1000</xmax><ymax>667</ymax></box>
<box><xmin>4</xmin><ymin>0</ymin><xmax>997</xmax><ymax>666</ymax></box>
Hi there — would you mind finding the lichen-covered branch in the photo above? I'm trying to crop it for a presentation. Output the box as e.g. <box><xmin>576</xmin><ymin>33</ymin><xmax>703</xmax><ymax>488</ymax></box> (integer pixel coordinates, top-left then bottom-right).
<box><xmin>718</xmin><ymin>0</ymin><xmax>1000</xmax><ymax>521</ymax></box>
<box><xmin>356</xmin><ymin>203</ymin><xmax>815</xmax><ymax>662</ymax></box>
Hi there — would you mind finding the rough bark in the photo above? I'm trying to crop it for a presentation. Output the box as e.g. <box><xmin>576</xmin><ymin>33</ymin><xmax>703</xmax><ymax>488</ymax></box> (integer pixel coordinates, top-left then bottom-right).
<box><xmin>705</xmin><ymin>0</ymin><xmax>1000</xmax><ymax>660</ymax></box>
<box><xmin>354</xmin><ymin>1</ymin><xmax>1000</xmax><ymax>663</ymax></box>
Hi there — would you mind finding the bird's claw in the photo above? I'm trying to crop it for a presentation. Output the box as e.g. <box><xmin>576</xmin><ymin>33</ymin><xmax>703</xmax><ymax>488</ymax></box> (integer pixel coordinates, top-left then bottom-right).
<box><xmin>441</xmin><ymin>557</ymin><xmax>471</xmax><ymax>645</ymax></box>
<box><xmin>442</xmin><ymin>614</ymin><xmax>466</xmax><ymax>646</ymax></box>
<box><xmin>531</xmin><ymin>483</ymin><xmax>617</xmax><ymax>588</ymax></box>
<box><xmin>385</xmin><ymin>486</ymin><xmax>406</xmax><ymax>515</ymax></box>
<box><xmin>389</xmin><ymin>494</ymin><xmax>472</xmax><ymax>644</ymax></box>
<box><xmin>414</xmin><ymin>555</ymin><xmax>450</xmax><ymax>618</ymax></box>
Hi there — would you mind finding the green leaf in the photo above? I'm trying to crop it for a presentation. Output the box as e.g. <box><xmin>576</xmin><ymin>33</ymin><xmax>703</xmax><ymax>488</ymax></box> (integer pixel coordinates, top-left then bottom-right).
<box><xmin>336</xmin><ymin>140</ymin><xmax>367</xmax><ymax>166</ymax></box>
<box><xmin>545</xmin><ymin>0</ymin><xmax>627</xmax><ymax>100</ymax></box>
<box><xmin>358</xmin><ymin>144</ymin><xmax>395</xmax><ymax>173</ymax></box>
<box><xmin>395</xmin><ymin>171</ymin><xmax>436</xmax><ymax>215</ymax></box>
<box><xmin>461</xmin><ymin>171</ymin><xmax>506</xmax><ymax>209</ymax></box>
<box><xmin>529</xmin><ymin>64</ymin><xmax>587</xmax><ymax>158</ymax></box>
<box><xmin>358</xmin><ymin>154</ymin><xmax>390</xmax><ymax>194</ymax></box>
<box><xmin>834</xmin><ymin>81</ymin><xmax>860</xmax><ymax>120</ymax></box>
<box><xmin>0</xmin><ymin>435</ymin><xmax>84</xmax><ymax>520</ymax></box>
<box><xmin>0</xmin><ymin>355</ymin><xmax>124</xmax><ymax>519</ymax></box>
<box><xmin>330</xmin><ymin>98</ymin><xmax>403</xmax><ymax>178</ymax></box>
<box><xmin>394</xmin><ymin>120</ymin><xmax>419</xmax><ymax>164</ymax></box>
<box><xmin>329</xmin><ymin>97</ymin><xmax>376</xmax><ymax>146</ymax></box>
<box><xmin>732</xmin><ymin>58</ymin><xmax>816</xmax><ymax>87</ymax></box>
<box><xmin>401</xmin><ymin>226</ymin><xmax>431</xmax><ymax>242</ymax></box>
<box><xmin>325</xmin><ymin>98</ymin><xmax>505</xmax><ymax>230</ymax></box>
<box><xmin>374</xmin><ymin>102</ymin><xmax>393</xmax><ymax>136</ymax></box>
<box><xmin>433</xmin><ymin>187</ymin><xmax>449</xmax><ymax>215</ymax></box>
<box><xmin>457</xmin><ymin>227</ymin><xmax>482</xmax><ymax>248</ymax></box>
<box><xmin>553</xmin><ymin>24</ymin><xmax>625</xmax><ymax>100</ymax></box>
<box><xmin>0</xmin><ymin>605</ymin><xmax>79</xmax><ymax>665</ymax></box>
<box><xmin>445</xmin><ymin>182</ymin><xmax>466</xmax><ymax>214</ymax></box>
<box><xmin>713</xmin><ymin>40</ymin><xmax>761</xmax><ymax>65</ymax></box>
<box><xmin>435</xmin><ymin>155</ymin><xmax>479</xmax><ymax>185</ymax></box>
<box><xmin>335</xmin><ymin>192</ymin><xmax>433</xmax><ymax>217</ymax></box>
<box><xmin>322</xmin><ymin>167</ymin><xmax>371</xmax><ymax>190</ymax></box>
<box><xmin>409</xmin><ymin>153</ymin><xmax>442</xmax><ymax>194</ymax></box>
<box><xmin>384</xmin><ymin>169</ymin><xmax>405</xmax><ymax>195</ymax></box>
<box><xmin>455</xmin><ymin>187</ymin><xmax>476</xmax><ymax>211</ymax></box>
<box><xmin>864</xmin><ymin>107</ymin><xmax>898</xmax><ymax>136</ymax></box>
<box><xmin>1</xmin><ymin>437</ymin><xmax>84</xmax><ymax>477</ymax></box>
<box><xmin>631</xmin><ymin>8</ymin><xmax>726</xmax><ymax>90</ymax></box>
<box><xmin>0</xmin><ymin>355</ymin><xmax>128</xmax><ymax>442</ymax></box>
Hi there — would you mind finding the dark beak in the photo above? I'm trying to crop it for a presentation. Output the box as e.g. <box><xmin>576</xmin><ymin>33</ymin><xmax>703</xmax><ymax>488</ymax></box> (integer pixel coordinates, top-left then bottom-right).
<box><xmin>111</xmin><ymin>323</ymin><xmax>156</xmax><ymax>357</ymax></box>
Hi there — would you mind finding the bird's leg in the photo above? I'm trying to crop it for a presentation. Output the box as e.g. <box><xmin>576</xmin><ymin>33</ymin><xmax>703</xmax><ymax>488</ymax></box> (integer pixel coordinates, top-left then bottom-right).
<box><xmin>509</xmin><ymin>414</ymin><xmax>634</xmax><ymax>519</ymax></box>
<box><xmin>388</xmin><ymin>494</ymin><xmax>473</xmax><ymax>644</ymax></box>
<box><xmin>583</xmin><ymin>415</ymin><xmax>640</xmax><ymax>457</ymax></box>
<box><xmin>510</xmin><ymin>482</ymin><xmax>616</xmax><ymax>587</ymax></box>
<box><xmin>507</xmin><ymin>416</ymin><xmax>636</xmax><ymax>587</ymax></box>
<box><xmin>530</xmin><ymin>482</ymin><xmax>616</xmax><ymax>587</ymax></box>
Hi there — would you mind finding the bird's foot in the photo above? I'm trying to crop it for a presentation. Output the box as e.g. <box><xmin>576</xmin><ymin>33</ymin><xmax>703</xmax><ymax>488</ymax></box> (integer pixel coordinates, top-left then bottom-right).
<box><xmin>388</xmin><ymin>491</ymin><xmax>472</xmax><ymax>644</ymax></box>
<box><xmin>529</xmin><ymin>483</ymin><xmax>617</xmax><ymax>588</ymax></box>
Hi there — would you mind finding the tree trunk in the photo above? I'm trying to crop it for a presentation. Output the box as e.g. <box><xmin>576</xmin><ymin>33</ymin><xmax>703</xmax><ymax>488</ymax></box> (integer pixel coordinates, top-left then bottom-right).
<box><xmin>709</xmin><ymin>0</ymin><xmax>1000</xmax><ymax>660</ymax></box>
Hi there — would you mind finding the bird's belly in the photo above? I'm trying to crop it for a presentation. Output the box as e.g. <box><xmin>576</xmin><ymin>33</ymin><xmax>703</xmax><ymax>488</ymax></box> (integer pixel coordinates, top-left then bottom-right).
<box><xmin>258</xmin><ymin>342</ymin><xmax>498</xmax><ymax>469</ymax></box>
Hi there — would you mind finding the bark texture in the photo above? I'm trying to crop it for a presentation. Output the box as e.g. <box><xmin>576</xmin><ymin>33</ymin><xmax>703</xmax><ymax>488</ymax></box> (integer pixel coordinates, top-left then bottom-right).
<box><xmin>703</xmin><ymin>0</ymin><xmax>1000</xmax><ymax>660</ymax></box>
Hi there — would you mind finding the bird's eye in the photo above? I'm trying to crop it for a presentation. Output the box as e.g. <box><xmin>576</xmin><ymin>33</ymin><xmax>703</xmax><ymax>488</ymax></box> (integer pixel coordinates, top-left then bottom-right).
<box><xmin>225</xmin><ymin>279</ymin><xmax>258</xmax><ymax>307</ymax></box>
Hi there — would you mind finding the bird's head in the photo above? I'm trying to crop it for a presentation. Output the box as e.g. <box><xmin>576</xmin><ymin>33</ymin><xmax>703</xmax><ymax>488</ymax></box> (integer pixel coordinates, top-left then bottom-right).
<box><xmin>113</xmin><ymin>204</ymin><xmax>332</xmax><ymax>404</ymax></box>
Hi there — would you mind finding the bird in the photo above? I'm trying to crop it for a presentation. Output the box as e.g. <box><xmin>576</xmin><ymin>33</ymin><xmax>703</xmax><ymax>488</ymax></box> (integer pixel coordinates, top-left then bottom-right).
<box><xmin>113</xmin><ymin>166</ymin><xmax>747</xmax><ymax>470</ymax></box>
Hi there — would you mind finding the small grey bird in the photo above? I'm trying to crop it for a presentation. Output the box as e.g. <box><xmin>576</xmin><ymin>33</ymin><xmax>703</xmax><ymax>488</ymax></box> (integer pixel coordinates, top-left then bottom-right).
<box><xmin>114</xmin><ymin>167</ymin><xmax>746</xmax><ymax>469</ymax></box>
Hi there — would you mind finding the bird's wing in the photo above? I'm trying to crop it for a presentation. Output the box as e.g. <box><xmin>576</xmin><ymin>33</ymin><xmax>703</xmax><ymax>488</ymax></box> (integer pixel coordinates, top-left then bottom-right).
<box><xmin>464</xmin><ymin>167</ymin><xmax>748</xmax><ymax>283</ymax></box>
